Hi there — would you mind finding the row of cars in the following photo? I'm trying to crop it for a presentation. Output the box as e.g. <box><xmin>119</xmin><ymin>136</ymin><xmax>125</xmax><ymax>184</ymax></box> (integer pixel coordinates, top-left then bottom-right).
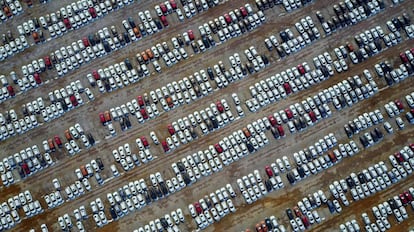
<box><xmin>20</xmin><ymin>0</ymin><xmax>134</xmax><ymax>43</ymax></box>
<box><xmin>0</xmin><ymin>32</ymin><xmax>29</xmax><ymax>61</ymax></box>
<box><xmin>133</xmin><ymin>208</ymin><xmax>185</xmax><ymax>232</ymax></box>
<box><xmin>189</xmin><ymin>185</ymin><xmax>237</xmax><ymax>230</ymax></box>
<box><xmin>286</xmin><ymin>190</ymin><xmax>326</xmax><ymax>231</ymax></box>
<box><xmin>281</xmin><ymin>0</ymin><xmax>313</xmax><ymax>12</ymax></box>
<box><xmin>112</xmin><ymin>141</ymin><xmax>151</xmax><ymax>172</ymax></box>
<box><xmin>0</xmin><ymin>190</ymin><xmax>37</xmax><ymax>231</ymax></box>
<box><xmin>166</xmin><ymin>98</ymin><xmax>234</xmax><ymax>149</ymax></box>
<box><xmin>0</xmin><ymin>0</ymin><xmax>23</xmax><ymax>21</ymax></box>
<box><xmin>318</xmin><ymin>0</ymin><xmax>383</xmax><ymax>36</ymax></box>
<box><xmin>99</xmin><ymin>49</ymin><xmax>247</xmax><ymax>137</ymax></box>
<box><xmin>237</xmin><ymin>170</ymin><xmax>269</xmax><ymax>205</ymax></box>
<box><xmin>0</xmin><ymin>143</ymin><xmax>54</xmax><ymax>187</ymax></box>
<box><xmin>0</xmin><ymin>109</ymin><xmax>39</xmax><ymax>142</ymax></box>
<box><xmin>250</xmin><ymin>214</ymin><xmax>287</xmax><ymax>232</ymax></box>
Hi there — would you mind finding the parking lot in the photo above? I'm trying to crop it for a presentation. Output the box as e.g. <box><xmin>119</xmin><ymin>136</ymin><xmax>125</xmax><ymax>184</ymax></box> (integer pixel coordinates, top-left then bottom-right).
<box><xmin>0</xmin><ymin>0</ymin><xmax>413</xmax><ymax>231</ymax></box>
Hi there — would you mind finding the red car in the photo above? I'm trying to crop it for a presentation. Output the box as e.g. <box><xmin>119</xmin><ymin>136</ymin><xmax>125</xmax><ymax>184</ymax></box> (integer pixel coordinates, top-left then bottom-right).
<box><xmin>70</xmin><ymin>95</ymin><xmax>78</xmax><ymax>107</ymax></box>
<box><xmin>21</xmin><ymin>163</ymin><xmax>30</xmax><ymax>175</ymax></box>
<box><xmin>141</xmin><ymin>136</ymin><xmax>149</xmax><ymax>147</ymax></box>
<box><xmin>285</xmin><ymin>108</ymin><xmax>293</xmax><ymax>119</ymax></box>
<box><xmin>187</xmin><ymin>30</ymin><xmax>195</xmax><ymax>41</ymax></box>
<box><xmin>346</xmin><ymin>43</ymin><xmax>354</xmax><ymax>52</ymax></box>
<box><xmin>159</xmin><ymin>3</ymin><xmax>167</xmax><ymax>13</ymax></box>
<box><xmin>293</xmin><ymin>206</ymin><xmax>302</xmax><ymax>217</ymax></box>
<box><xmin>394</xmin><ymin>152</ymin><xmax>404</xmax><ymax>163</ymax></box>
<box><xmin>404</xmin><ymin>191</ymin><xmax>413</xmax><ymax>202</ymax></box>
<box><xmin>54</xmin><ymin>135</ymin><xmax>63</xmax><ymax>148</ymax></box>
<box><xmin>276</xmin><ymin>125</ymin><xmax>285</xmax><ymax>137</ymax></box>
<box><xmin>34</xmin><ymin>73</ymin><xmax>42</xmax><ymax>84</ymax></box>
<box><xmin>89</xmin><ymin>7</ymin><xmax>97</xmax><ymax>18</ymax></box>
<box><xmin>167</xmin><ymin>124</ymin><xmax>175</xmax><ymax>135</ymax></box>
<box><xmin>161</xmin><ymin>141</ymin><xmax>170</xmax><ymax>152</ymax></box>
<box><xmin>137</xmin><ymin>95</ymin><xmax>145</xmax><ymax>107</ymax></box>
<box><xmin>82</xmin><ymin>37</ymin><xmax>90</xmax><ymax>47</ymax></box>
<box><xmin>400</xmin><ymin>52</ymin><xmax>409</xmax><ymax>63</ymax></box>
<box><xmin>214</xmin><ymin>143</ymin><xmax>223</xmax><ymax>153</ymax></box>
<box><xmin>399</xmin><ymin>193</ymin><xmax>408</xmax><ymax>205</ymax></box>
<box><xmin>140</xmin><ymin>108</ymin><xmax>148</xmax><ymax>119</ymax></box>
<box><xmin>264</xmin><ymin>166</ymin><xmax>273</xmax><ymax>177</ymax></box>
<box><xmin>169</xmin><ymin>0</ymin><xmax>177</xmax><ymax>9</ymax></box>
<box><xmin>308</xmin><ymin>111</ymin><xmax>317</xmax><ymax>122</ymax></box>
<box><xmin>297</xmin><ymin>64</ymin><xmax>306</xmax><ymax>75</ymax></box>
<box><xmin>44</xmin><ymin>56</ymin><xmax>52</xmax><ymax>68</ymax></box>
<box><xmin>395</xmin><ymin>99</ymin><xmax>404</xmax><ymax>111</ymax></box>
<box><xmin>63</xmin><ymin>18</ymin><xmax>72</xmax><ymax>29</ymax></box>
<box><xmin>410</xmin><ymin>143</ymin><xmax>414</xmax><ymax>152</ymax></box>
<box><xmin>283</xmin><ymin>82</ymin><xmax>292</xmax><ymax>94</ymax></box>
<box><xmin>240</xmin><ymin>6</ymin><xmax>248</xmax><ymax>17</ymax></box>
<box><xmin>301</xmin><ymin>215</ymin><xmax>310</xmax><ymax>228</ymax></box>
<box><xmin>92</xmin><ymin>70</ymin><xmax>100</xmax><ymax>80</ymax></box>
<box><xmin>194</xmin><ymin>202</ymin><xmax>203</xmax><ymax>214</ymax></box>
<box><xmin>267</xmin><ymin>115</ymin><xmax>277</xmax><ymax>126</ymax></box>
<box><xmin>160</xmin><ymin>15</ymin><xmax>168</xmax><ymax>27</ymax></box>
<box><xmin>99</xmin><ymin>112</ymin><xmax>106</xmax><ymax>125</ymax></box>
<box><xmin>223</xmin><ymin>13</ymin><xmax>232</xmax><ymax>24</ymax></box>
<box><xmin>216</xmin><ymin>101</ymin><xmax>224</xmax><ymax>113</ymax></box>
<box><xmin>104</xmin><ymin>111</ymin><xmax>111</xmax><ymax>123</ymax></box>
<box><xmin>7</xmin><ymin>85</ymin><xmax>15</xmax><ymax>96</ymax></box>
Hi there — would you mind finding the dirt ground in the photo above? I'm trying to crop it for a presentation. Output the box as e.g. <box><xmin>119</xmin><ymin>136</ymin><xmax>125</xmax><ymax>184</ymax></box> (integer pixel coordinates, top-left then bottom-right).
<box><xmin>0</xmin><ymin>0</ymin><xmax>413</xmax><ymax>231</ymax></box>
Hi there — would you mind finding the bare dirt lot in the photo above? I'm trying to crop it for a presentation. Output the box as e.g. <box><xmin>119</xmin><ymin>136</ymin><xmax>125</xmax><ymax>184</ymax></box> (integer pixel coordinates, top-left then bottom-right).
<box><xmin>0</xmin><ymin>0</ymin><xmax>413</xmax><ymax>231</ymax></box>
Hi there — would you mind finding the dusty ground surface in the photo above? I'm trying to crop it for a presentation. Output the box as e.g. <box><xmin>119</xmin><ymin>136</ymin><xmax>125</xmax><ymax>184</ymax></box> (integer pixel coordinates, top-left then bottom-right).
<box><xmin>0</xmin><ymin>0</ymin><xmax>413</xmax><ymax>231</ymax></box>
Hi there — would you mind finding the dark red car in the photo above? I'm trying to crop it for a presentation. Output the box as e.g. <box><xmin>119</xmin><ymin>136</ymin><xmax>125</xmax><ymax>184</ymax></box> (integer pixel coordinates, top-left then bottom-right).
<box><xmin>159</xmin><ymin>3</ymin><xmax>167</xmax><ymax>13</ymax></box>
<box><xmin>283</xmin><ymin>82</ymin><xmax>292</xmax><ymax>94</ymax></box>
<box><xmin>54</xmin><ymin>135</ymin><xmax>63</xmax><ymax>148</ymax></box>
<box><xmin>92</xmin><ymin>70</ymin><xmax>100</xmax><ymax>80</ymax></box>
<box><xmin>89</xmin><ymin>7</ymin><xmax>97</xmax><ymax>18</ymax></box>
<box><xmin>44</xmin><ymin>56</ymin><xmax>52</xmax><ymax>68</ymax></box>
<box><xmin>285</xmin><ymin>108</ymin><xmax>293</xmax><ymax>120</ymax></box>
<box><xmin>140</xmin><ymin>108</ymin><xmax>148</xmax><ymax>119</ymax></box>
<box><xmin>214</xmin><ymin>143</ymin><xmax>223</xmax><ymax>153</ymax></box>
<box><xmin>224</xmin><ymin>13</ymin><xmax>232</xmax><ymax>24</ymax></box>
<box><xmin>169</xmin><ymin>0</ymin><xmax>177</xmax><ymax>9</ymax></box>
<box><xmin>399</xmin><ymin>193</ymin><xmax>408</xmax><ymax>205</ymax></box>
<box><xmin>167</xmin><ymin>124</ymin><xmax>175</xmax><ymax>135</ymax></box>
<box><xmin>301</xmin><ymin>215</ymin><xmax>310</xmax><ymax>228</ymax></box>
<box><xmin>395</xmin><ymin>99</ymin><xmax>404</xmax><ymax>111</ymax></box>
<box><xmin>137</xmin><ymin>95</ymin><xmax>145</xmax><ymax>107</ymax></box>
<box><xmin>267</xmin><ymin>115</ymin><xmax>277</xmax><ymax>126</ymax></box>
<box><xmin>297</xmin><ymin>64</ymin><xmax>306</xmax><ymax>75</ymax></box>
<box><xmin>7</xmin><ymin>85</ymin><xmax>15</xmax><ymax>96</ymax></box>
<box><xmin>160</xmin><ymin>15</ymin><xmax>168</xmax><ymax>27</ymax></box>
<box><xmin>216</xmin><ymin>101</ymin><xmax>224</xmax><ymax>113</ymax></box>
<box><xmin>70</xmin><ymin>95</ymin><xmax>78</xmax><ymax>107</ymax></box>
<box><xmin>21</xmin><ymin>163</ymin><xmax>30</xmax><ymax>175</ymax></box>
<box><xmin>99</xmin><ymin>112</ymin><xmax>106</xmax><ymax>125</ymax></box>
<box><xmin>240</xmin><ymin>6</ymin><xmax>248</xmax><ymax>17</ymax></box>
<box><xmin>82</xmin><ymin>37</ymin><xmax>90</xmax><ymax>47</ymax></box>
<box><xmin>308</xmin><ymin>111</ymin><xmax>317</xmax><ymax>122</ymax></box>
<box><xmin>34</xmin><ymin>73</ymin><xmax>42</xmax><ymax>84</ymax></box>
<box><xmin>404</xmin><ymin>191</ymin><xmax>413</xmax><ymax>202</ymax></box>
<box><xmin>394</xmin><ymin>152</ymin><xmax>404</xmax><ymax>163</ymax></box>
<box><xmin>162</xmin><ymin>141</ymin><xmax>170</xmax><ymax>152</ymax></box>
<box><xmin>264</xmin><ymin>166</ymin><xmax>273</xmax><ymax>177</ymax></box>
<box><xmin>141</xmin><ymin>136</ymin><xmax>149</xmax><ymax>147</ymax></box>
<box><xmin>293</xmin><ymin>206</ymin><xmax>302</xmax><ymax>217</ymax></box>
<box><xmin>194</xmin><ymin>202</ymin><xmax>203</xmax><ymax>214</ymax></box>
<box><xmin>400</xmin><ymin>52</ymin><xmax>409</xmax><ymax>63</ymax></box>
<box><xmin>63</xmin><ymin>18</ymin><xmax>72</xmax><ymax>29</ymax></box>
<box><xmin>187</xmin><ymin>30</ymin><xmax>195</xmax><ymax>41</ymax></box>
<box><xmin>276</xmin><ymin>125</ymin><xmax>285</xmax><ymax>137</ymax></box>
